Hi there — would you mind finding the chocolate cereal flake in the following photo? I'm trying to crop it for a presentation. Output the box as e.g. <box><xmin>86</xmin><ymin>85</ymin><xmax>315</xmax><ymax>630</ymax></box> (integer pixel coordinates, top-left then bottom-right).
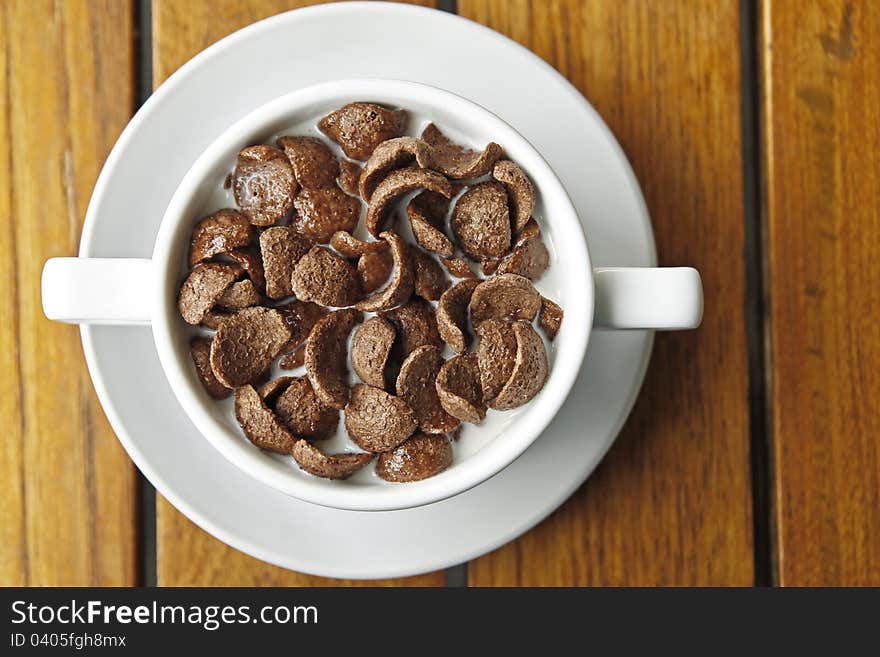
<box><xmin>359</xmin><ymin>136</ymin><xmax>433</xmax><ymax>201</ymax></box>
<box><xmin>277</xmin><ymin>135</ymin><xmax>340</xmax><ymax>190</ymax></box>
<box><xmin>491</xmin><ymin>321</ymin><xmax>549</xmax><ymax>410</ymax></box>
<box><xmin>355</xmin><ymin>231</ymin><xmax>414</xmax><ymax>312</ymax></box>
<box><xmin>517</xmin><ymin>218</ymin><xmax>541</xmax><ymax>242</ymax></box>
<box><xmin>435</xmin><ymin>353</ymin><xmax>486</xmax><ymax>425</ymax></box>
<box><xmin>469</xmin><ymin>273</ymin><xmax>541</xmax><ymax>326</ymax></box>
<box><xmin>258</xmin><ymin>376</ymin><xmax>294</xmax><ymax>405</ymax></box>
<box><xmin>337</xmin><ymin>159</ymin><xmax>363</xmax><ymax>197</ymax></box>
<box><xmin>319</xmin><ymin>102</ymin><xmax>407</xmax><ymax>161</ymax></box>
<box><xmin>280</xmin><ymin>343</ymin><xmax>307</xmax><ymax>370</ymax></box>
<box><xmin>436</xmin><ymin>278</ymin><xmax>480</xmax><ymax>354</ymax></box>
<box><xmin>292</xmin><ymin>245</ymin><xmax>361</xmax><ymax>307</ymax></box>
<box><xmin>330</xmin><ymin>230</ymin><xmax>389</xmax><ymax>258</ymax></box>
<box><xmin>260</xmin><ymin>226</ymin><xmax>312</xmax><ymax>300</ymax></box>
<box><xmin>496</xmin><ymin>229</ymin><xmax>550</xmax><ymax>281</ymax></box>
<box><xmin>365</xmin><ymin>167</ymin><xmax>451</xmax><ymax>237</ymax></box>
<box><xmin>357</xmin><ymin>249</ymin><xmax>394</xmax><ymax>294</ymax></box>
<box><xmin>480</xmin><ymin>258</ymin><xmax>501</xmax><ymax>276</ymax></box>
<box><xmin>406</xmin><ymin>190</ymin><xmax>455</xmax><ymax>257</ymax></box>
<box><xmin>439</xmin><ymin>256</ymin><xmax>477</xmax><ymax>279</ymax></box>
<box><xmin>412</xmin><ymin>249</ymin><xmax>449</xmax><ymax>301</ymax></box>
<box><xmin>475</xmin><ymin>319</ymin><xmax>517</xmax><ymax>403</ymax></box>
<box><xmin>277</xmin><ymin>300</ymin><xmax>328</xmax><ymax>355</ymax></box>
<box><xmin>177</xmin><ymin>262</ymin><xmax>243</xmax><ymax>325</ymax></box>
<box><xmin>275</xmin><ymin>376</ymin><xmax>339</xmax><ymax>440</ymax></box>
<box><xmin>381</xmin><ymin>297</ymin><xmax>442</xmax><ymax>363</ymax></box>
<box><xmin>209</xmin><ymin>307</ymin><xmax>291</xmax><ymax>388</ymax></box>
<box><xmin>451</xmin><ymin>181</ymin><xmax>511</xmax><ymax>260</ymax></box>
<box><xmin>344</xmin><ymin>384</ymin><xmax>417</xmax><ymax>452</ymax></box>
<box><xmin>492</xmin><ymin>160</ymin><xmax>535</xmax><ymax>234</ymax></box>
<box><xmin>188</xmin><ymin>209</ymin><xmax>255</xmax><ymax>267</ymax></box>
<box><xmin>216</xmin><ymin>279</ymin><xmax>261</xmax><ymax>309</ymax></box>
<box><xmin>421</xmin><ymin>122</ymin><xmax>503</xmax><ymax>179</ymax></box>
<box><xmin>233</xmin><ymin>145</ymin><xmax>296</xmax><ymax>227</ymax></box>
<box><xmin>228</xmin><ymin>245</ymin><xmax>266</xmax><ymax>293</ymax></box>
<box><xmin>291</xmin><ymin>440</ymin><xmax>373</xmax><ymax>480</ymax></box>
<box><xmin>234</xmin><ymin>385</ymin><xmax>297</xmax><ymax>454</ymax></box>
<box><xmin>305</xmin><ymin>308</ymin><xmax>363</xmax><ymax>409</ymax></box>
<box><xmin>351</xmin><ymin>316</ymin><xmax>396</xmax><ymax>390</ymax></box>
<box><xmin>190</xmin><ymin>337</ymin><xmax>230</xmax><ymax>400</ymax></box>
<box><xmin>376</xmin><ymin>433</ymin><xmax>453</xmax><ymax>483</ymax></box>
<box><xmin>252</xmin><ymin>367</ymin><xmax>273</xmax><ymax>388</ymax></box>
<box><xmin>396</xmin><ymin>346</ymin><xmax>460</xmax><ymax>434</ymax></box>
<box><xmin>292</xmin><ymin>186</ymin><xmax>360</xmax><ymax>243</ymax></box>
<box><xmin>201</xmin><ymin>309</ymin><xmax>238</xmax><ymax>330</ymax></box>
<box><xmin>539</xmin><ymin>296</ymin><xmax>564</xmax><ymax>341</ymax></box>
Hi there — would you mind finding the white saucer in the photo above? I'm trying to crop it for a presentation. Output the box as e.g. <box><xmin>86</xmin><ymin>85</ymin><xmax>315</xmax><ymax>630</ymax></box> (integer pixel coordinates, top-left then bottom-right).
<box><xmin>79</xmin><ymin>3</ymin><xmax>655</xmax><ymax>579</ymax></box>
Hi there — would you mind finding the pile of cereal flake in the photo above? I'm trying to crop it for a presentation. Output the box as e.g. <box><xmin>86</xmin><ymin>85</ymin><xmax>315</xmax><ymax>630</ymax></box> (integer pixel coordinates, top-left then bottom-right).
<box><xmin>178</xmin><ymin>102</ymin><xmax>564</xmax><ymax>483</ymax></box>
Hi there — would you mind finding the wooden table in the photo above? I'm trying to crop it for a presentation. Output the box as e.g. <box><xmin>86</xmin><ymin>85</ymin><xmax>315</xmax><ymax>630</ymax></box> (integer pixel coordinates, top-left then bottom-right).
<box><xmin>2</xmin><ymin>0</ymin><xmax>878</xmax><ymax>587</ymax></box>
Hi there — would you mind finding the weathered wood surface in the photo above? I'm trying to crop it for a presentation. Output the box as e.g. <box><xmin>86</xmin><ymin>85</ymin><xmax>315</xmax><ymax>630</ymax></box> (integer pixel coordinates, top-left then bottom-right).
<box><xmin>7</xmin><ymin>0</ymin><xmax>878</xmax><ymax>588</ymax></box>
<box><xmin>761</xmin><ymin>0</ymin><xmax>880</xmax><ymax>585</ymax></box>
<box><xmin>0</xmin><ymin>0</ymin><xmax>139</xmax><ymax>586</ymax></box>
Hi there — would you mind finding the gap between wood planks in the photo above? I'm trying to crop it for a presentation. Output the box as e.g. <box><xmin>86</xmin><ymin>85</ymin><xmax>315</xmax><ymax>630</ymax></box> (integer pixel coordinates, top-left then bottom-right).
<box><xmin>739</xmin><ymin>0</ymin><xmax>773</xmax><ymax>587</ymax></box>
<box><xmin>134</xmin><ymin>0</ymin><xmax>156</xmax><ymax>588</ymax></box>
<box><xmin>438</xmin><ymin>0</ymin><xmax>467</xmax><ymax>591</ymax></box>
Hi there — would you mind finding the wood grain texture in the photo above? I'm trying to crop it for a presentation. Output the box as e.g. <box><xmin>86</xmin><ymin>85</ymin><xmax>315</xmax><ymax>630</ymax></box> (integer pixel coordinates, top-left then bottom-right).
<box><xmin>152</xmin><ymin>0</ymin><xmax>436</xmax><ymax>79</ymax></box>
<box><xmin>762</xmin><ymin>0</ymin><xmax>880</xmax><ymax>585</ymax></box>
<box><xmin>460</xmin><ymin>0</ymin><xmax>754</xmax><ymax>585</ymax></box>
<box><xmin>152</xmin><ymin>0</ymin><xmax>444</xmax><ymax>586</ymax></box>
<box><xmin>0</xmin><ymin>0</ymin><xmax>138</xmax><ymax>585</ymax></box>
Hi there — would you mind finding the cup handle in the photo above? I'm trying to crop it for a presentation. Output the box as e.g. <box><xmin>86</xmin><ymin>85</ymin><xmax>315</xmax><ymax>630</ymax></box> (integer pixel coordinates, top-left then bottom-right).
<box><xmin>593</xmin><ymin>267</ymin><xmax>703</xmax><ymax>330</ymax></box>
<box><xmin>42</xmin><ymin>258</ymin><xmax>153</xmax><ymax>325</ymax></box>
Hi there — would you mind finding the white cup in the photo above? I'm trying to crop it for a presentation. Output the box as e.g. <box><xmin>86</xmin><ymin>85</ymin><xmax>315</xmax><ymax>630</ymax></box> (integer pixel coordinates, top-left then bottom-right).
<box><xmin>42</xmin><ymin>79</ymin><xmax>702</xmax><ymax>511</ymax></box>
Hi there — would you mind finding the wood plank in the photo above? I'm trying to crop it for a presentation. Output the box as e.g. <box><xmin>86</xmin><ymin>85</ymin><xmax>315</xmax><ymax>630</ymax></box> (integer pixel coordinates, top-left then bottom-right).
<box><xmin>152</xmin><ymin>0</ymin><xmax>437</xmax><ymax>78</ymax></box>
<box><xmin>152</xmin><ymin>0</ymin><xmax>444</xmax><ymax>586</ymax></box>
<box><xmin>0</xmin><ymin>0</ymin><xmax>139</xmax><ymax>585</ymax></box>
<box><xmin>460</xmin><ymin>0</ymin><xmax>754</xmax><ymax>585</ymax></box>
<box><xmin>762</xmin><ymin>0</ymin><xmax>880</xmax><ymax>585</ymax></box>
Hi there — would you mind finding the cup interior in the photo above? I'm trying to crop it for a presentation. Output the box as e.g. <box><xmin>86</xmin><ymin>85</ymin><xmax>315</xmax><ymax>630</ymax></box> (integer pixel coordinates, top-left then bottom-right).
<box><xmin>152</xmin><ymin>79</ymin><xmax>592</xmax><ymax>511</ymax></box>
